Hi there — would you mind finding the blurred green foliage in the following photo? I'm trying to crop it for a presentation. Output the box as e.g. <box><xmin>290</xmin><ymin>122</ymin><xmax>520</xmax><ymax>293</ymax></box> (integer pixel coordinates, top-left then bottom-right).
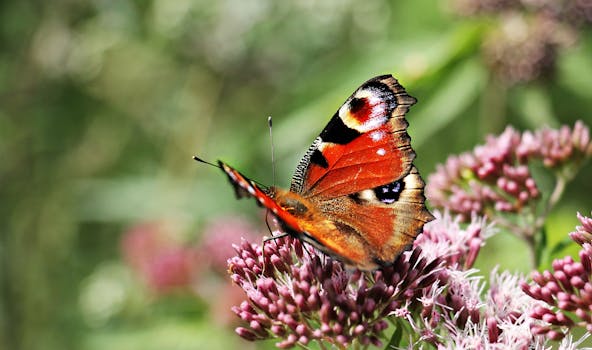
<box><xmin>0</xmin><ymin>0</ymin><xmax>590</xmax><ymax>349</ymax></box>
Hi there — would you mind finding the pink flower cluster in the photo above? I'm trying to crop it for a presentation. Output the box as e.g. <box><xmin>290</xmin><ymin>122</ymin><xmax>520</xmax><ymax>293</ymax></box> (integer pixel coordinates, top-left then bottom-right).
<box><xmin>229</xmin><ymin>236</ymin><xmax>441</xmax><ymax>348</ymax></box>
<box><xmin>527</xmin><ymin>121</ymin><xmax>592</xmax><ymax>172</ymax></box>
<box><xmin>120</xmin><ymin>217</ymin><xmax>261</xmax><ymax>326</ymax></box>
<box><xmin>453</xmin><ymin>0</ymin><xmax>592</xmax><ymax>26</ymax></box>
<box><xmin>427</xmin><ymin>121</ymin><xmax>591</xmax><ymax>220</ymax></box>
<box><xmin>226</xmin><ymin>210</ymin><xmax>592</xmax><ymax>348</ymax></box>
<box><xmin>404</xmin><ymin>213</ymin><xmax>549</xmax><ymax>348</ymax></box>
<box><xmin>227</xmin><ymin>212</ymin><xmax>526</xmax><ymax>348</ymax></box>
<box><xmin>522</xmin><ymin>212</ymin><xmax>592</xmax><ymax>340</ymax></box>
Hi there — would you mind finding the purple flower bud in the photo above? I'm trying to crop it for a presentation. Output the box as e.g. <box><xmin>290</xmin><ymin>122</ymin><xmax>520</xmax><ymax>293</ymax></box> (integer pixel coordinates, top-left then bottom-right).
<box><xmin>546</xmin><ymin>330</ymin><xmax>565</xmax><ymax>341</ymax></box>
<box><xmin>276</xmin><ymin>334</ymin><xmax>298</xmax><ymax>349</ymax></box>
<box><xmin>370</xmin><ymin>336</ymin><xmax>382</xmax><ymax>347</ymax></box>
<box><xmin>487</xmin><ymin>316</ymin><xmax>499</xmax><ymax>343</ymax></box>
<box><xmin>332</xmin><ymin>323</ymin><xmax>343</xmax><ymax>336</ymax></box>
<box><xmin>353</xmin><ymin>324</ymin><xmax>366</xmax><ymax>336</ymax></box>
<box><xmin>335</xmin><ymin>335</ymin><xmax>349</xmax><ymax>346</ymax></box>
<box><xmin>236</xmin><ymin>327</ymin><xmax>259</xmax><ymax>341</ymax></box>
<box><xmin>295</xmin><ymin>324</ymin><xmax>307</xmax><ymax>336</ymax></box>
<box><xmin>363</xmin><ymin>299</ymin><xmax>376</xmax><ymax>316</ymax></box>
<box><xmin>271</xmin><ymin>324</ymin><xmax>285</xmax><ymax>336</ymax></box>
<box><xmin>554</xmin><ymin>270</ymin><xmax>570</xmax><ymax>289</ymax></box>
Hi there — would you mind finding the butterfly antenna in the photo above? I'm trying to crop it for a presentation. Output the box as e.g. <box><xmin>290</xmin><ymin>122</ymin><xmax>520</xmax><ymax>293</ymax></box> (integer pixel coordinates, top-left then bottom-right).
<box><xmin>192</xmin><ymin>155</ymin><xmax>221</xmax><ymax>169</ymax></box>
<box><xmin>193</xmin><ymin>155</ymin><xmax>270</xmax><ymax>190</ymax></box>
<box><xmin>268</xmin><ymin>116</ymin><xmax>276</xmax><ymax>187</ymax></box>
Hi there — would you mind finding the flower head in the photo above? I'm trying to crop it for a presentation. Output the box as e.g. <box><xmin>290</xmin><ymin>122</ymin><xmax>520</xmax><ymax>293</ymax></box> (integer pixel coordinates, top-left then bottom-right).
<box><xmin>536</xmin><ymin>121</ymin><xmax>592</xmax><ymax>175</ymax></box>
<box><xmin>521</xmin><ymin>212</ymin><xmax>592</xmax><ymax>340</ymax></box>
<box><xmin>415</xmin><ymin>211</ymin><xmax>494</xmax><ymax>270</ymax></box>
<box><xmin>483</xmin><ymin>13</ymin><xmax>570</xmax><ymax>85</ymax></box>
<box><xmin>408</xmin><ymin>268</ymin><xmax>545</xmax><ymax>349</ymax></box>
<box><xmin>227</xmin><ymin>212</ymin><xmax>507</xmax><ymax>348</ymax></box>
<box><xmin>228</xmin><ymin>235</ymin><xmax>441</xmax><ymax>348</ymax></box>
<box><xmin>427</xmin><ymin>126</ymin><xmax>538</xmax><ymax>219</ymax></box>
<box><xmin>427</xmin><ymin>122</ymin><xmax>591</xmax><ymax>221</ymax></box>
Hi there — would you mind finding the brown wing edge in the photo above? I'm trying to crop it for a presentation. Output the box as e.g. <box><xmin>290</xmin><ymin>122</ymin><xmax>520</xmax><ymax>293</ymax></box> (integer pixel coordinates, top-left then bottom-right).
<box><xmin>373</xmin><ymin>165</ymin><xmax>434</xmax><ymax>266</ymax></box>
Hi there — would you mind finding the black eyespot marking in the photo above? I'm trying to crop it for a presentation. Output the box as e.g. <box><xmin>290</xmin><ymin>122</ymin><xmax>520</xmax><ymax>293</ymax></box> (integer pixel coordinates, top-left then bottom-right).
<box><xmin>320</xmin><ymin>112</ymin><xmax>361</xmax><ymax>144</ymax></box>
<box><xmin>373</xmin><ymin>180</ymin><xmax>404</xmax><ymax>204</ymax></box>
<box><xmin>349</xmin><ymin>97</ymin><xmax>366</xmax><ymax>114</ymax></box>
<box><xmin>310</xmin><ymin>149</ymin><xmax>329</xmax><ymax>168</ymax></box>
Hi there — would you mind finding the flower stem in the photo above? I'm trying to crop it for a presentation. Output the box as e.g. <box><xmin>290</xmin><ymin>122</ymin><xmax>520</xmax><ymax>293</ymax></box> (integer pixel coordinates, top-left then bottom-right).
<box><xmin>536</xmin><ymin>175</ymin><xmax>567</xmax><ymax>230</ymax></box>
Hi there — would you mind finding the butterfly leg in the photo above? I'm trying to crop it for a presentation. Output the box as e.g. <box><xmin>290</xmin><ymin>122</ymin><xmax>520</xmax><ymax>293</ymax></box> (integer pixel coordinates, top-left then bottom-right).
<box><xmin>263</xmin><ymin>232</ymin><xmax>290</xmax><ymax>242</ymax></box>
<box><xmin>261</xmin><ymin>211</ymin><xmax>293</xmax><ymax>275</ymax></box>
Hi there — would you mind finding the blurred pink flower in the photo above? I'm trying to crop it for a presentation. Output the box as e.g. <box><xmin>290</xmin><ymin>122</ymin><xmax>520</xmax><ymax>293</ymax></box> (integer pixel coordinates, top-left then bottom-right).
<box><xmin>199</xmin><ymin>216</ymin><xmax>261</xmax><ymax>275</ymax></box>
<box><xmin>121</xmin><ymin>222</ymin><xmax>199</xmax><ymax>294</ymax></box>
<box><xmin>194</xmin><ymin>216</ymin><xmax>264</xmax><ymax>327</ymax></box>
<box><xmin>451</xmin><ymin>0</ymin><xmax>587</xmax><ymax>84</ymax></box>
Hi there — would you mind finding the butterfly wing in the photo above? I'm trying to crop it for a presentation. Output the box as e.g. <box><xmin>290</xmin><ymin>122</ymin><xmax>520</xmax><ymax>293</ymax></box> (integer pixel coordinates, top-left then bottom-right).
<box><xmin>216</xmin><ymin>75</ymin><xmax>433</xmax><ymax>270</ymax></box>
<box><xmin>290</xmin><ymin>75</ymin><xmax>417</xmax><ymax>199</ymax></box>
<box><xmin>286</xmin><ymin>75</ymin><xmax>433</xmax><ymax>269</ymax></box>
<box><xmin>218</xmin><ymin>161</ymin><xmax>306</xmax><ymax>235</ymax></box>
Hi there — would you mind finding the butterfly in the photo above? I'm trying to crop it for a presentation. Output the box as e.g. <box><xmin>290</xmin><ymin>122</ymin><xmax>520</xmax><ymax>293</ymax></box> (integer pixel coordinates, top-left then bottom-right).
<box><xmin>213</xmin><ymin>75</ymin><xmax>434</xmax><ymax>270</ymax></box>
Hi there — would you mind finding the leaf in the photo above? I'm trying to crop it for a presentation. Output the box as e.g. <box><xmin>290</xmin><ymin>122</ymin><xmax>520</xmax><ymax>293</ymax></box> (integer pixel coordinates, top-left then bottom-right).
<box><xmin>411</xmin><ymin>58</ymin><xmax>486</xmax><ymax>148</ymax></box>
<box><xmin>384</xmin><ymin>324</ymin><xmax>404</xmax><ymax>350</ymax></box>
<box><xmin>535</xmin><ymin>225</ymin><xmax>548</xmax><ymax>269</ymax></box>
<box><xmin>513</xmin><ymin>84</ymin><xmax>558</xmax><ymax>128</ymax></box>
<box><xmin>549</xmin><ymin>236</ymin><xmax>574</xmax><ymax>260</ymax></box>
<box><xmin>558</xmin><ymin>42</ymin><xmax>592</xmax><ymax>99</ymax></box>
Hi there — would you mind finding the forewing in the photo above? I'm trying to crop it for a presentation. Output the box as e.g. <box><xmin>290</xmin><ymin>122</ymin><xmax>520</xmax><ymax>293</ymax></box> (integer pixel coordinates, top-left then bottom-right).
<box><xmin>218</xmin><ymin>161</ymin><xmax>305</xmax><ymax>234</ymax></box>
<box><xmin>290</xmin><ymin>75</ymin><xmax>417</xmax><ymax>199</ymax></box>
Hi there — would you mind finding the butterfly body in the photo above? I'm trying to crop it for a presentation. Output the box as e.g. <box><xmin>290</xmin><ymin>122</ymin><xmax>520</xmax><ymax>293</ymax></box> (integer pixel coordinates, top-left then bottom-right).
<box><xmin>218</xmin><ymin>75</ymin><xmax>434</xmax><ymax>270</ymax></box>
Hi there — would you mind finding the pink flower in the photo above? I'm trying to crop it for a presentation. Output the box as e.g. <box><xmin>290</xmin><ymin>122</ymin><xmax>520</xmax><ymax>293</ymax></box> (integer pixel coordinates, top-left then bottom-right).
<box><xmin>121</xmin><ymin>222</ymin><xmax>199</xmax><ymax>293</ymax></box>
<box><xmin>427</xmin><ymin>122</ymin><xmax>591</xmax><ymax>268</ymax></box>
<box><xmin>228</xmin><ymin>236</ymin><xmax>441</xmax><ymax>348</ymax></box>
<box><xmin>521</xmin><ymin>212</ymin><xmax>592</xmax><ymax>340</ymax></box>
<box><xmin>199</xmin><ymin>216</ymin><xmax>261</xmax><ymax>275</ymax></box>
<box><xmin>416</xmin><ymin>211</ymin><xmax>494</xmax><ymax>270</ymax></box>
<box><xmin>451</xmin><ymin>0</ymin><xmax>586</xmax><ymax>85</ymax></box>
<box><xmin>427</xmin><ymin>126</ymin><xmax>544</xmax><ymax>219</ymax></box>
<box><xmin>410</xmin><ymin>268</ymin><xmax>545</xmax><ymax>349</ymax></box>
<box><xmin>227</xmin><ymin>212</ymin><xmax>503</xmax><ymax>348</ymax></box>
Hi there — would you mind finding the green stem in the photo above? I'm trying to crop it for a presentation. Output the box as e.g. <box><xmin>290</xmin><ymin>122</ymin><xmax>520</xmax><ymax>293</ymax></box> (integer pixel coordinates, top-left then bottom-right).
<box><xmin>525</xmin><ymin>232</ymin><xmax>538</xmax><ymax>268</ymax></box>
<box><xmin>535</xmin><ymin>175</ymin><xmax>567</xmax><ymax>231</ymax></box>
<box><xmin>527</xmin><ymin>175</ymin><xmax>568</xmax><ymax>269</ymax></box>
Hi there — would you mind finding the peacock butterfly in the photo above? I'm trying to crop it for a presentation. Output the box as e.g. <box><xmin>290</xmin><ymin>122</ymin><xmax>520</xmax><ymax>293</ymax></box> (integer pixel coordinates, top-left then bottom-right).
<box><xmin>207</xmin><ymin>75</ymin><xmax>434</xmax><ymax>270</ymax></box>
